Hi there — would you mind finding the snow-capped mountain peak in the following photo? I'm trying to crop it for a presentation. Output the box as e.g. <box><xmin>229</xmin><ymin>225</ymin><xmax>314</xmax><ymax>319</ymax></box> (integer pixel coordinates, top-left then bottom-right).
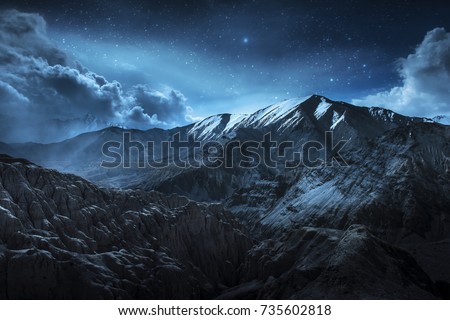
<box><xmin>187</xmin><ymin>94</ymin><xmax>434</xmax><ymax>141</ymax></box>
<box><xmin>187</xmin><ymin>97</ymin><xmax>309</xmax><ymax>139</ymax></box>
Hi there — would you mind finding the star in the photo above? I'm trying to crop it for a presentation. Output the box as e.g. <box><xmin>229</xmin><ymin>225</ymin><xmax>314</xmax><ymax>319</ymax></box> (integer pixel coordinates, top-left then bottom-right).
<box><xmin>243</xmin><ymin>37</ymin><xmax>249</xmax><ymax>44</ymax></box>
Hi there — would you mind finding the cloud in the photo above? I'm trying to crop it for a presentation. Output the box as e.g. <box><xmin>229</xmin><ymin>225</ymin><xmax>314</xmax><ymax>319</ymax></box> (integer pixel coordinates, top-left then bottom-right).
<box><xmin>0</xmin><ymin>9</ymin><xmax>193</xmax><ymax>143</ymax></box>
<box><xmin>36</xmin><ymin>65</ymin><xmax>126</xmax><ymax>119</ymax></box>
<box><xmin>120</xmin><ymin>106</ymin><xmax>162</xmax><ymax>129</ymax></box>
<box><xmin>353</xmin><ymin>28</ymin><xmax>450</xmax><ymax>117</ymax></box>
<box><xmin>0</xmin><ymin>80</ymin><xmax>29</xmax><ymax>110</ymax></box>
<box><xmin>128</xmin><ymin>85</ymin><xmax>189</xmax><ymax>124</ymax></box>
<box><xmin>0</xmin><ymin>9</ymin><xmax>66</xmax><ymax>66</ymax></box>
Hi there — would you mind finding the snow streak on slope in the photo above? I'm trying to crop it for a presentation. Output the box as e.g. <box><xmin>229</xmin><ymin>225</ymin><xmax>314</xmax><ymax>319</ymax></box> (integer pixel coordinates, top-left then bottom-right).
<box><xmin>330</xmin><ymin>111</ymin><xmax>345</xmax><ymax>130</ymax></box>
<box><xmin>313</xmin><ymin>98</ymin><xmax>332</xmax><ymax>119</ymax></box>
<box><xmin>225</xmin><ymin>114</ymin><xmax>248</xmax><ymax>131</ymax></box>
<box><xmin>246</xmin><ymin>97</ymin><xmax>306</xmax><ymax>126</ymax></box>
<box><xmin>188</xmin><ymin>115</ymin><xmax>224</xmax><ymax>139</ymax></box>
<box><xmin>188</xmin><ymin>97</ymin><xmax>308</xmax><ymax>139</ymax></box>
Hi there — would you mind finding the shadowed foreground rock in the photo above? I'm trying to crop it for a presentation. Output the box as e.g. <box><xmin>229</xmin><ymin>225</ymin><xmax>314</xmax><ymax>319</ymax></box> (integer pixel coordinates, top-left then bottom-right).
<box><xmin>220</xmin><ymin>226</ymin><xmax>439</xmax><ymax>299</ymax></box>
<box><xmin>0</xmin><ymin>158</ymin><xmax>252</xmax><ymax>298</ymax></box>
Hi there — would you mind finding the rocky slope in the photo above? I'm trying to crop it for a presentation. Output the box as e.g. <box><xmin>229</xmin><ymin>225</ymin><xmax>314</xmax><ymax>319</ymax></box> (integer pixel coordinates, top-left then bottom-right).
<box><xmin>0</xmin><ymin>155</ymin><xmax>252</xmax><ymax>298</ymax></box>
<box><xmin>219</xmin><ymin>225</ymin><xmax>439</xmax><ymax>299</ymax></box>
<box><xmin>0</xmin><ymin>155</ymin><xmax>447</xmax><ymax>299</ymax></box>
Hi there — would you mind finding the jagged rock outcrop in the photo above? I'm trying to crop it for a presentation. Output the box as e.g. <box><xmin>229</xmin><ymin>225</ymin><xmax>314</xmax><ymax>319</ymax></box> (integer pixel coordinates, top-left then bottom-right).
<box><xmin>0</xmin><ymin>156</ymin><xmax>252</xmax><ymax>298</ymax></box>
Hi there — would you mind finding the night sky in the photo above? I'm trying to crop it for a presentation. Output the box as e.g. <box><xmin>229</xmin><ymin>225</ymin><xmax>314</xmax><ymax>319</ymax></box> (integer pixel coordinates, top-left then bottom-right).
<box><xmin>1</xmin><ymin>0</ymin><xmax>450</xmax><ymax>142</ymax></box>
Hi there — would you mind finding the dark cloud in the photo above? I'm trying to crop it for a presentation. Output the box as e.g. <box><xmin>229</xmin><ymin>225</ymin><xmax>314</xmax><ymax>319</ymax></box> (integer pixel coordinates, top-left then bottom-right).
<box><xmin>37</xmin><ymin>65</ymin><xmax>124</xmax><ymax>119</ymax></box>
<box><xmin>0</xmin><ymin>9</ymin><xmax>193</xmax><ymax>143</ymax></box>
<box><xmin>354</xmin><ymin>28</ymin><xmax>450</xmax><ymax>117</ymax></box>
<box><xmin>0</xmin><ymin>9</ymin><xmax>66</xmax><ymax>65</ymax></box>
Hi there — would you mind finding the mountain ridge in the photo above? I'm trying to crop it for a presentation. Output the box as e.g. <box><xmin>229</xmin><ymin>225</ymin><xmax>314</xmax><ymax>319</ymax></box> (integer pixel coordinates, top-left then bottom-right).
<box><xmin>1</xmin><ymin>94</ymin><xmax>450</xmax><ymax>298</ymax></box>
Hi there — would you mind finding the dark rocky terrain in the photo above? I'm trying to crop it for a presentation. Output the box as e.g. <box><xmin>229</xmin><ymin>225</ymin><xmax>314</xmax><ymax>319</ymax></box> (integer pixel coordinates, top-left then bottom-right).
<box><xmin>0</xmin><ymin>155</ymin><xmax>445</xmax><ymax>299</ymax></box>
<box><xmin>0</xmin><ymin>155</ymin><xmax>252</xmax><ymax>298</ymax></box>
<box><xmin>1</xmin><ymin>95</ymin><xmax>449</xmax><ymax>299</ymax></box>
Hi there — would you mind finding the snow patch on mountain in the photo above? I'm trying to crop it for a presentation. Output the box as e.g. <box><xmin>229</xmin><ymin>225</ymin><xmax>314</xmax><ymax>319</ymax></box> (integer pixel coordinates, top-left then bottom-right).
<box><xmin>225</xmin><ymin>114</ymin><xmax>247</xmax><ymax>131</ymax></box>
<box><xmin>330</xmin><ymin>111</ymin><xmax>345</xmax><ymax>130</ymax></box>
<box><xmin>188</xmin><ymin>97</ymin><xmax>308</xmax><ymax>139</ymax></box>
<box><xmin>188</xmin><ymin>114</ymin><xmax>224</xmax><ymax>139</ymax></box>
<box><xmin>314</xmin><ymin>98</ymin><xmax>332</xmax><ymax>119</ymax></box>
<box><xmin>279</xmin><ymin>110</ymin><xmax>303</xmax><ymax>132</ymax></box>
<box><xmin>369</xmin><ymin>107</ymin><xmax>396</xmax><ymax>122</ymax></box>
<box><xmin>261</xmin><ymin>180</ymin><xmax>346</xmax><ymax>226</ymax></box>
<box><xmin>240</xmin><ymin>97</ymin><xmax>305</xmax><ymax>128</ymax></box>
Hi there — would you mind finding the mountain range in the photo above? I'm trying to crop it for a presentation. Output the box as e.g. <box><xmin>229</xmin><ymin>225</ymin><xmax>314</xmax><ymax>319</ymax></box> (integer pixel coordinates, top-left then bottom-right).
<box><xmin>0</xmin><ymin>95</ymin><xmax>449</xmax><ymax>298</ymax></box>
